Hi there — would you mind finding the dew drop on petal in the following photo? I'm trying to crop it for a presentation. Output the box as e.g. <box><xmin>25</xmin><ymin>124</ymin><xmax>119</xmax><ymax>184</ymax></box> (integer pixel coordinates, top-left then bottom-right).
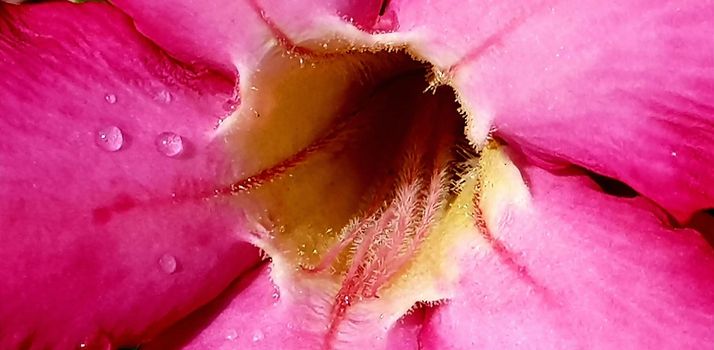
<box><xmin>222</xmin><ymin>99</ymin><xmax>238</xmax><ymax>112</ymax></box>
<box><xmin>158</xmin><ymin>253</ymin><xmax>177</xmax><ymax>274</ymax></box>
<box><xmin>95</xmin><ymin>126</ymin><xmax>124</xmax><ymax>152</ymax></box>
<box><xmin>225</xmin><ymin>329</ymin><xmax>238</xmax><ymax>341</ymax></box>
<box><xmin>252</xmin><ymin>330</ymin><xmax>264</xmax><ymax>342</ymax></box>
<box><xmin>155</xmin><ymin>132</ymin><xmax>184</xmax><ymax>157</ymax></box>
<box><xmin>104</xmin><ymin>93</ymin><xmax>117</xmax><ymax>104</ymax></box>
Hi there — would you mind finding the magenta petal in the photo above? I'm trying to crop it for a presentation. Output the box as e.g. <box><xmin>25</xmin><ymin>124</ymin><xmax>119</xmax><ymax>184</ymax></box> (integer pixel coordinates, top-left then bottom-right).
<box><xmin>142</xmin><ymin>265</ymin><xmax>328</xmax><ymax>349</ymax></box>
<box><xmin>0</xmin><ymin>3</ymin><xmax>260</xmax><ymax>348</ymax></box>
<box><xmin>144</xmin><ymin>264</ymin><xmax>423</xmax><ymax>350</ymax></box>
<box><xmin>393</xmin><ymin>1</ymin><xmax>714</xmax><ymax>220</ymax></box>
<box><xmin>110</xmin><ymin>0</ymin><xmax>384</xmax><ymax>73</ymax></box>
<box><xmin>419</xmin><ymin>159</ymin><xmax>714</xmax><ymax>349</ymax></box>
<box><xmin>109</xmin><ymin>0</ymin><xmax>267</xmax><ymax>74</ymax></box>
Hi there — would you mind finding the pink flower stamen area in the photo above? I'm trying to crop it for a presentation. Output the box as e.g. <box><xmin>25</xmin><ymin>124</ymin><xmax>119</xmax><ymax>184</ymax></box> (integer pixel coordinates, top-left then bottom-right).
<box><xmin>294</xmin><ymin>113</ymin><xmax>459</xmax><ymax>346</ymax></box>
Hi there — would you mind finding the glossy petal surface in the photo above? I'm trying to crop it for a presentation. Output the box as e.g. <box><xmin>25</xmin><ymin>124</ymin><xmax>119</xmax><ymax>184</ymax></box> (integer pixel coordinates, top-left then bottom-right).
<box><xmin>110</xmin><ymin>0</ymin><xmax>385</xmax><ymax>74</ymax></box>
<box><xmin>0</xmin><ymin>3</ymin><xmax>260</xmax><ymax>348</ymax></box>
<box><xmin>419</xmin><ymin>152</ymin><xmax>714</xmax><ymax>349</ymax></box>
<box><xmin>144</xmin><ymin>264</ymin><xmax>424</xmax><ymax>350</ymax></box>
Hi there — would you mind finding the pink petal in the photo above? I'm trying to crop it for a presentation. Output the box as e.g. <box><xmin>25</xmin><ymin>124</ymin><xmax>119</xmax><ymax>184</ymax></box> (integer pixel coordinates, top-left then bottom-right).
<box><xmin>110</xmin><ymin>0</ymin><xmax>385</xmax><ymax>73</ymax></box>
<box><xmin>143</xmin><ymin>264</ymin><xmax>423</xmax><ymax>350</ymax></box>
<box><xmin>0</xmin><ymin>3</ymin><xmax>260</xmax><ymax>348</ymax></box>
<box><xmin>419</xmin><ymin>155</ymin><xmax>714</xmax><ymax>349</ymax></box>
<box><xmin>391</xmin><ymin>0</ymin><xmax>714</xmax><ymax>220</ymax></box>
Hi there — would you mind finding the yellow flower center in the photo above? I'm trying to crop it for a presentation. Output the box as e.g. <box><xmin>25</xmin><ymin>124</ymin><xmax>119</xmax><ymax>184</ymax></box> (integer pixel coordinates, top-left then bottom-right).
<box><xmin>213</xmin><ymin>44</ymin><xmax>526</xmax><ymax>345</ymax></box>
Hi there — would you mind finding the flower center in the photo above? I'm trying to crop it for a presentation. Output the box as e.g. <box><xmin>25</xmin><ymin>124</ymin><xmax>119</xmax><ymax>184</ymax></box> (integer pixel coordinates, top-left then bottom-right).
<box><xmin>218</xmin><ymin>45</ymin><xmax>487</xmax><ymax>345</ymax></box>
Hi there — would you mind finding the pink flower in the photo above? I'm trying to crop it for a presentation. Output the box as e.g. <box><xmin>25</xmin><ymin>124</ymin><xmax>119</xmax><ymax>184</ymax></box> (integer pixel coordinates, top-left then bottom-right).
<box><xmin>1</xmin><ymin>1</ymin><xmax>713</xmax><ymax>349</ymax></box>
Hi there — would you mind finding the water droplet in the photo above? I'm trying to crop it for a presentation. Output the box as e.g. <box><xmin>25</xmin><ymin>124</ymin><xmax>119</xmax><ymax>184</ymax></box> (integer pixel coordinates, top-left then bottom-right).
<box><xmin>225</xmin><ymin>329</ymin><xmax>238</xmax><ymax>341</ymax></box>
<box><xmin>155</xmin><ymin>132</ymin><xmax>184</xmax><ymax>157</ymax></box>
<box><xmin>158</xmin><ymin>253</ymin><xmax>177</xmax><ymax>274</ymax></box>
<box><xmin>252</xmin><ymin>330</ymin><xmax>264</xmax><ymax>342</ymax></box>
<box><xmin>95</xmin><ymin>125</ymin><xmax>124</xmax><ymax>152</ymax></box>
<box><xmin>272</xmin><ymin>290</ymin><xmax>280</xmax><ymax>301</ymax></box>
<box><xmin>155</xmin><ymin>90</ymin><xmax>172</xmax><ymax>103</ymax></box>
<box><xmin>222</xmin><ymin>99</ymin><xmax>238</xmax><ymax>112</ymax></box>
<box><xmin>671</xmin><ymin>151</ymin><xmax>678</xmax><ymax>157</ymax></box>
<box><xmin>104</xmin><ymin>93</ymin><xmax>117</xmax><ymax>104</ymax></box>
